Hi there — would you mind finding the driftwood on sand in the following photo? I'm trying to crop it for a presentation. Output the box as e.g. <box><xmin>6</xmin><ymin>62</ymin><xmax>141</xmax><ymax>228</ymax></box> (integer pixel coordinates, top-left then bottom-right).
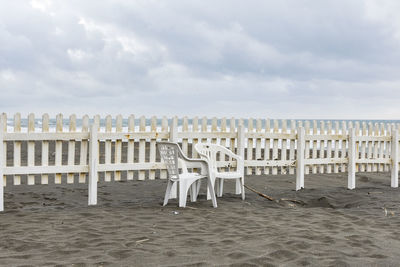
<box><xmin>244</xmin><ymin>184</ymin><xmax>305</xmax><ymax>205</ymax></box>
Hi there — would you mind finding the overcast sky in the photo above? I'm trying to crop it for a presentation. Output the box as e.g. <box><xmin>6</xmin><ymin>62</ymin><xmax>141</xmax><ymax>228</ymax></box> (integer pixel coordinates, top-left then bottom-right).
<box><xmin>1</xmin><ymin>0</ymin><xmax>400</xmax><ymax>119</ymax></box>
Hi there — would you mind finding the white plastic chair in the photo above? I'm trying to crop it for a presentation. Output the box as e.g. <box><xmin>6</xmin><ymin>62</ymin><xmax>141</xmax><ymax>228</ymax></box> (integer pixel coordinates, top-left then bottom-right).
<box><xmin>157</xmin><ymin>141</ymin><xmax>217</xmax><ymax>208</ymax></box>
<box><xmin>195</xmin><ymin>143</ymin><xmax>245</xmax><ymax>200</ymax></box>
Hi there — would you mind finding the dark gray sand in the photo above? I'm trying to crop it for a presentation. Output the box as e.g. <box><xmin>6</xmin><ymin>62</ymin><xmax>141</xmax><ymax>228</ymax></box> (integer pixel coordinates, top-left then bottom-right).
<box><xmin>1</xmin><ymin>172</ymin><xmax>400</xmax><ymax>266</ymax></box>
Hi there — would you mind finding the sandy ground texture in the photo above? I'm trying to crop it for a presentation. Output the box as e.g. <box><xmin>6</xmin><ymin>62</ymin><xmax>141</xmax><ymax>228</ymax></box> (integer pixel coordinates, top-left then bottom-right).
<box><xmin>1</xmin><ymin>172</ymin><xmax>400</xmax><ymax>266</ymax></box>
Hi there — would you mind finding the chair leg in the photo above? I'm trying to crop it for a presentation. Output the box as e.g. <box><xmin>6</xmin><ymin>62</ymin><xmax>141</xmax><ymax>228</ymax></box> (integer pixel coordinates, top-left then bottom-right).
<box><xmin>170</xmin><ymin>181</ymin><xmax>178</xmax><ymax>199</ymax></box>
<box><xmin>235</xmin><ymin>179</ymin><xmax>242</xmax><ymax>194</ymax></box>
<box><xmin>179</xmin><ymin>180</ymin><xmax>189</xmax><ymax>208</ymax></box>
<box><xmin>207</xmin><ymin>175</ymin><xmax>216</xmax><ymax>200</ymax></box>
<box><xmin>163</xmin><ymin>180</ymin><xmax>174</xmax><ymax>206</ymax></box>
<box><xmin>218</xmin><ymin>178</ymin><xmax>224</xmax><ymax>197</ymax></box>
<box><xmin>241</xmin><ymin>177</ymin><xmax>245</xmax><ymax>200</ymax></box>
<box><xmin>196</xmin><ymin>180</ymin><xmax>201</xmax><ymax>196</ymax></box>
<box><xmin>206</xmin><ymin>179</ymin><xmax>218</xmax><ymax>208</ymax></box>
<box><xmin>190</xmin><ymin>183</ymin><xmax>197</xmax><ymax>202</ymax></box>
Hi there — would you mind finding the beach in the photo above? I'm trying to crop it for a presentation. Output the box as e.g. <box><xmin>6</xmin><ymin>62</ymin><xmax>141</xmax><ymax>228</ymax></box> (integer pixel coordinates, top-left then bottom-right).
<box><xmin>1</xmin><ymin>171</ymin><xmax>400</xmax><ymax>266</ymax></box>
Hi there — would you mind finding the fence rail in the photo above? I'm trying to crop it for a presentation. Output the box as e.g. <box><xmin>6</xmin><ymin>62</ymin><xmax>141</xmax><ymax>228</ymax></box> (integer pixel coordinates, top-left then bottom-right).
<box><xmin>0</xmin><ymin>113</ymin><xmax>399</xmax><ymax>211</ymax></box>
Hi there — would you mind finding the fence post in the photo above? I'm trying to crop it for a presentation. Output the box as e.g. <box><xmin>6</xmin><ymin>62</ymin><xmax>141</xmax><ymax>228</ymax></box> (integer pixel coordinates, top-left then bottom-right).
<box><xmin>296</xmin><ymin>127</ymin><xmax>305</xmax><ymax>190</ymax></box>
<box><xmin>0</xmin><ymin>115</ymin><xmax>4</xmax><ymax>212</ymax></box>
<box><xmin>348</xmin><ymin>128</ymin><xmax>356</xmax><ymax>189</ymax></box>
<box><xmin>391</xmin><ymin>127</ymin><xmax>399</xmax><ymax>188</ymax></box>
<box><xmin>169</xmin><ymin>116</ymin><xmax>178</xmax><ymax>199</ymax></box>
<box><xmin>236</xmin><ymin>122</ymin><xmax>245</xmax><ymax>194</ymax></box>
<box><xmin>88</xmin><ymin>121</ymin><xmax>98</xmax><ymax>205</ymax></box>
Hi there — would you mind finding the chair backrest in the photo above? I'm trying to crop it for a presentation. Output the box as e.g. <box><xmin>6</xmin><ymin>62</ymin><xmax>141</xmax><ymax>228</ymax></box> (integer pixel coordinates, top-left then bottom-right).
<box><xmin>157</xmin><ymin>142</ymin><xmax>180</xmax><ymax>180</ymax></box>
<box><xmin>194</xmin><ymin>143</ymin><xmax>220</xmax><ymax>171</ymax></box>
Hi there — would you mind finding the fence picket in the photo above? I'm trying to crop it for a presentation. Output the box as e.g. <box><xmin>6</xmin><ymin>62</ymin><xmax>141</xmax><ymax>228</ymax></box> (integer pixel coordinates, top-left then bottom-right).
<box><xmin>341</xmin><ymin>121</ymin><xmax>347</xmax><ymax>172</ymax></box>
<box><xmin>229</xmin><ymin>118</ymin><xmax>236</xmax><ymax>172</ymax></box>
<box><xmin>281</xmin><ymin>120</ymin><xmax>287</xmax><ymax>174</ymax></box>
<box><xmin>385</xmin><ymin>123</ymin><xmax>391</xmax><ymax>172</ymax></box>
<box><xmin>13</xmin><ymin>113</ymin><xmax>21</xmax><ymax>185</ymax></box>
<box><xmin>355</xmin><ymin>122</ymin><xmax>360</xmax><ymax>172</ymax></box>
<box><xmin>41</xmin><ymin>114</ymin><xmax>49</xmax><ymax>184</ymax></box>
<box><xmin>221</xmin><ymin>117</ymin><xmax>227</xmax><ymax>148</ymax></box>
<box><xmin>115</xmin><ymin>115</ymin><xmax>123</xmax><ymax>181</ymax></box>
<box><xmin>305</xmin><ymin>121</ymin><xmax>310</xmax><ymax>174</ymax></box>
<box><xmin>255</xmin><ymin>119</ymin><xmax>262</xmax><ymax>175</ymax></box>
<box><xmin>67</xmin><ymin>114</ymin><xmax>76</xmax><ymax>184</ymax></box>
<box><xmin>79</xmin><ymin>115</ymin><xmax>89</xmax><ymax>183</ymax></box>
<box><xmin>27</xmin><ymin>114</ymin><xmax>35</xmax><ymax>185</ymax></box>
<box><xmin>138</xmin><ymin>116</ymin><xmax>146</xmax><ymax>180</ymax></box>
<box><xmin>325</xmin><ymin>121</ymin><xmax>332</xmax><ymax>174</ymax></box>
<box><xmin>201</xmin><ymin>117</ymin><xmax>208</xmax><ymax>144</ymax></box>
<box><xmin>160</xmin><ymin>116</ymin><xmax>168</xmax><ymax>179</ymax></box>
<box><xmin>312</xmin><ymin>120</ymin><xmax>318</xmax><ymax>174</ymax></box>
<box><xmin>182</xmin><ymin>117</ymin><xmax>189</xmax><ymax>155</ymax></box>
<box><xmin>247</xmin><ymin>118</ymin><xmax>254</xmax><ymax>175</ymax></box>
<box><xmin>211</xmin><ymin>117</ymin><xmax>217</xmax><ymax>144</ymax></box>
<box><xmin>289</xmin><ymin>120</ymin><xmax>296</xmax><ymax>175</ymax></box>
<box><xmin>127</xmin><ymin>115</ymin><xmax>135</xmax><ymax>180</ymax></box>
<box><xmin>360</xmin><ymin>122</ymin><xmax>367</xmax><ymax>172</ymax></box>
<box><xmin>372</xmin><ymin>123</ymin><xmax>379</xmax><ymax>172</ymax></box>
<box><xmin>192</xmin><ymin>117</ymin><xmax>199</xmax><ymax>159</ymax></box>
<box><xmin>55</xmin><ymin>114</ymin><xmax>63</xmax><ymax>184</ymax></box>
<box><xmin>104</xmin><ymin>115</ymin><xmax>112</xmax><ymax>182</ymax></box>
<box><xmin>319</xmin><ymin>121</ymin><xmax>325</xmax><ymax>174</ymax></box>
<box><xmin>379</xmin><ymin>123</ymin><xmax>385</xmax><ymax>172</ymax></box>
<box><xmin>333</xmin><ymin>121</ymin><xmax>339</xmax><ymax>173</ymax></box>
<box><xmin>272</xmin><ymin>119</ymin><xmax>279</xmax><ymax>175</ymax></box>
<box><xmin>149</xmin><ymin>116</ymin><xmax>157</xmax><ymax>180</ymax></box>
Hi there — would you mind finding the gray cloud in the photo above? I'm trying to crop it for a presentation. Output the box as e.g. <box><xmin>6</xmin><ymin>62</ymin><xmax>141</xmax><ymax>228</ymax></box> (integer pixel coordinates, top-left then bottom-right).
<box><xmin>1</xmin><ymin>0</ymin><xmax>400</xmax><ymax>119</ymax></box>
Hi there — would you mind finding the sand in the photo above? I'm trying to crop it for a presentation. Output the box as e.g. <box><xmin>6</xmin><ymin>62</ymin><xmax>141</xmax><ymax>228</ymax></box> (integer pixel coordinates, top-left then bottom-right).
<box><xmin>1</xmin><ymin>171</ymin><xmax>400</xmax><ymax>267</ymax></box>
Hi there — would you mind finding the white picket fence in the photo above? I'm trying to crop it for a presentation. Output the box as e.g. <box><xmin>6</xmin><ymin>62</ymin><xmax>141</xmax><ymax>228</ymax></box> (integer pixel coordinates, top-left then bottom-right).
<box><xmin>0</xmin><ymin>113</ymin><xmax>399</xmax><ymax>211</ymax></box>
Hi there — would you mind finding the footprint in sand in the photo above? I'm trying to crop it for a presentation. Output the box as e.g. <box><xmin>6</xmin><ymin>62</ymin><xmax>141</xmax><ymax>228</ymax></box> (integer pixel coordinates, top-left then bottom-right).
<box><xmin>108</xmin><ymin>249</ymin><xmax>132</xmax><ymax>260</ymax></box>
<box><xmin>268</xmin><ymin>249</ymin><xmax>298</xmax><ymax>261</ymax></box>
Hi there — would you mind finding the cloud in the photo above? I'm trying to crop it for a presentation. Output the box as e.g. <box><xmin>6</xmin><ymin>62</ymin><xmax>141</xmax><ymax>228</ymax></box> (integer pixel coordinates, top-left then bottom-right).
<box><xmin>0</xmin><ymin>0</ymin><xmax>399</xmax><ymax>119</ymax></box>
